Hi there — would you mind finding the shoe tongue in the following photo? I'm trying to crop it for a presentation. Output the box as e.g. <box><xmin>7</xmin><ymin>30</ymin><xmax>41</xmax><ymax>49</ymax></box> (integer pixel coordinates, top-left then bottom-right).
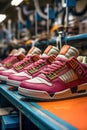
<box><xmin>27</xmin><ymin>46</ymin><xmax>41</xmax><ymax>56</ymax></box>
<box><xmin>57</xmin><ymin>45</ymin><xmax>79</xmax><ymax>59</ymax></box>
<box><xmin>14</xmin><ymin>48</ymin><xmax>26</xmax><ymax>56</ymax></box>
<box><xmin>9</xmin><ymin>49</ymin><xmax>18</xmax><ymax>56</ymax></box>
<box><xmin>18</xmin><ymin>48</ymin><xmax>26</xmax><ymax>54</ymax></box>
<box><xmin>42</xmin><ymin>45</ymin><xmax>59</xmax><ymax>56</ymax></box>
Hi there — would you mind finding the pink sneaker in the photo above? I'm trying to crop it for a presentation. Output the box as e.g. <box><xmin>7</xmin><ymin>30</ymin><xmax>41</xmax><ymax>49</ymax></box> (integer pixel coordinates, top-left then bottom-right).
<box><xmin>0</xmin><ymin>46</ymin><xmax>41</xmax><ymax>82</ymax></box>
<box><xmin>7</xmin><ymin>45</ymin><xmax>59</xmax><ymax>87</ymax></box>
<box><xmin>0</xmin><ymin>49</ymin><xmax>18</xmax><ymax>70</ymax></box>
<box><xmin>19</xmin><ymin>57</ymin><xmax>87</xmax><ymax>100</ymax></box>
<box><xmin>0</xmin><ymin>48</ymin><xmax>26</xmax><ymax>71</ymax></box>
<box><xmin>13</xmin><ymin>46</ymin><xmax>41</xmax><ymax>72</ymax></box>
<box><xmin>0</xmin><ymin>49</ymin><xmax>18</xmax><ymax>66</ymax></box>
<box><xmin>7</xmin><ymin>45</ymin><xmax>78</xmax><ymax>88</ymax></box>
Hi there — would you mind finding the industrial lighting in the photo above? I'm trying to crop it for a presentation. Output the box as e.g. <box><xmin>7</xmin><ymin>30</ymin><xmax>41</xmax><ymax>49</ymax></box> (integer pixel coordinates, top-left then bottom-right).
<box><xmin>11</xmin><ymin>0</ymin><xmax>23</xmax><ymax>6</ymax></box>
<box><xmin>62</xmin><ymin>0</ymin><xmax>66</xmax><ymax>7</ymax></box>
<box><xmin>0</xmin><ymin>14</ymin><xmax>6</xmax><ymax>23</ymax></box>
<box><xmin>63</xmin><ymin>3</ymin><xmax>66</xmax><ymax>7</ymax></box>
<box><xmin>69</xmin><ymin>14</ymin><xmax>74</xmax><ymax>21</ymax></box>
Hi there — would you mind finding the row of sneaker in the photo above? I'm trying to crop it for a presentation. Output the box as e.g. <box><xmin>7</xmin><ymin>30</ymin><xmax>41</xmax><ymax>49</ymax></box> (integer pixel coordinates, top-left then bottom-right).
<box><xmin>0</xmin><ymin>45</ymin><xmax>87</xmax><ymax>101</ymax></box>
<box><xmin>0</xmin><ymin>45</ymin><xmax>58</xmax><ymax>81</ymax></box>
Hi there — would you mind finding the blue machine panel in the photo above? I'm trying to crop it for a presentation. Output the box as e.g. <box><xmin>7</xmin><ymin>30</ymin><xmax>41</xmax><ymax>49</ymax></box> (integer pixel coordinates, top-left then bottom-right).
<box><xmin>1</xmin><ymin>114</ymin><xmax>19</xmax><ymax>130</ymax></box>
<box><xmin>65</xmin><ymin>0</ymin><xmax>76</xmax><ymax>7</ymax></box>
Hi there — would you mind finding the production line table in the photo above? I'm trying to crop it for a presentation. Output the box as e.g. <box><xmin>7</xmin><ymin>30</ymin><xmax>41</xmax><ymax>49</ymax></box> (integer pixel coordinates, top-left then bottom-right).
<box><xmin>0</xmin><ymin>84</ymin><xmax>87</xmax><ymax>130</ymax></box>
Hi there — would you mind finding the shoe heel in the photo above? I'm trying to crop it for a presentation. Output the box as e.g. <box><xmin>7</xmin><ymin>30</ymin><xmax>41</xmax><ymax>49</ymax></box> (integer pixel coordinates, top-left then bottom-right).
<box><xmin>78</xmin><ymin>83</ymin><xmax>87</xmax><ymax>94</ymax></box>
<box><xmin>54</xmin><ymin>84</ymin><xmax>87</xmax><ymax>100</ymax></box>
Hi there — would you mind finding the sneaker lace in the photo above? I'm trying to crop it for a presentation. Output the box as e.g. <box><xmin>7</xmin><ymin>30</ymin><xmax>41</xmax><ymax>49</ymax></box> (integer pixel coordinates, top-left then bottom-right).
<box><xmin>26</xmin><ymin>59</ymin><xmax>46</xmax><ymax>70</ymax></box>
<box><xmin>13</xmin><ymin>56</ymin><xmax>30</xmax><ymax>67</ymax></box>
<box><xmin>41</xmin><ymin>59</ymin><xmax>65</xmax><ymax>75</ymax></box>
<box><xmin>1</xmin><ymin>56</ymin><xmax>11</xmax><ymax>64</ymax></box>
<box><xmin>6</xmin><ymin>56</ymin><xmax>17</xmax><ymax>62</ymax></box>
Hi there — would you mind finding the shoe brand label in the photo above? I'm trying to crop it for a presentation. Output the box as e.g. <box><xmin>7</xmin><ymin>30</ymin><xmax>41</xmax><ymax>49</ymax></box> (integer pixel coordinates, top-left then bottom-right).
<box><xmin>27</xmin><ymin>62</ymin><xmax>47</xmax><ymax>74</ymax></box>
<box><xmin>31</xmin><ymin>55</ymin><xmax>40</xmax><ymax>62</ymax></box>
<box><xmin>14</xmin><ymin>61</ymin><xmax>29</xmax><ymax>71</ymax></box>
<box><xmin>47</xmin><ymin>55</ymin><xmax>55</xmax><ymax>63</ymax></box>
<box><xmin>45</xmin><ymin>66</ymin><xmax>66</xmax><ymax>80</ymax></box>
<box><xmin>14</xmin><ymin>65</ymin><xmax>23</xmax><ymax>71</ymax></box>
<box><xmin>17</xmin><ymin>54</ymin><xmax>25</xmax><ymax>60</ymax></box>
<box><xmin>14</xmin><ymin>58</ymin><xmax>32</xmax><ymax>72</ymax></box>
<box><xmin>66</xmin><ymin>57</ymin><xmax>85</xmax><ymax>79</ymax></box>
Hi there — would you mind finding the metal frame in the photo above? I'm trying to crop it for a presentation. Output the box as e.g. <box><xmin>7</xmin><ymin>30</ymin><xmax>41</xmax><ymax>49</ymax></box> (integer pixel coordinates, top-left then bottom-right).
<box><xmin>0</xmin><ymin>85</ymin><xmax>77</xmax><ymax>130</ymax></box>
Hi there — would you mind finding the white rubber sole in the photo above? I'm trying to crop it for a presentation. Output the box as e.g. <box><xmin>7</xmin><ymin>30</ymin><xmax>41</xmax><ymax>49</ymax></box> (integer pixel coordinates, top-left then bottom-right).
<box><xmin>18</xmin><ymin>83</ymin><xmax>87</xmax><ymax>101</ymax></box>
<box><xmin>7</xmin><ymin>79</ymin><xmax>21</xmax><ymax>87</ymax></box>
<box><xmin>0</xmin><ymin>75</ymin><xmax>8</xmax><ymax>82</ymax></box>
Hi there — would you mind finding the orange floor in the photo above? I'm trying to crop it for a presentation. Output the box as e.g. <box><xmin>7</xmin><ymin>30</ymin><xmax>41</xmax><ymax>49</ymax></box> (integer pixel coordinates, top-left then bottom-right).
<box><xmin>37</xmin><ymin>96</ymin><xmax>87</xmax><ymax>130</ymax></box>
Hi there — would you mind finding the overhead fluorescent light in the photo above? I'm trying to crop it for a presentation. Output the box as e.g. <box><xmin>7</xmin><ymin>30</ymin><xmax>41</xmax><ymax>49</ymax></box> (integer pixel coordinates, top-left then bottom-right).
<box><xmin>63</xmin><ymin>3</ymin><xmax>66</xmax><ymax>7</ymax></box>
<box><xmin>0</xmin><ymin>14</ymin><xmax>6</xmax><ymax>23</ymax></box>
<box><xmin>11</xmin><ymin>0</ymin><xmax>23</xmax><ymax>6</ymax></box>
<box><xmin>62</xmin><ymin>0</ymin><xmax>66</xmax><ymax>7</ymax></box>
<box><xmin>69</xmin><ymin>14</ymin><xmax>74</xmax><ymax>21</ymax></box>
